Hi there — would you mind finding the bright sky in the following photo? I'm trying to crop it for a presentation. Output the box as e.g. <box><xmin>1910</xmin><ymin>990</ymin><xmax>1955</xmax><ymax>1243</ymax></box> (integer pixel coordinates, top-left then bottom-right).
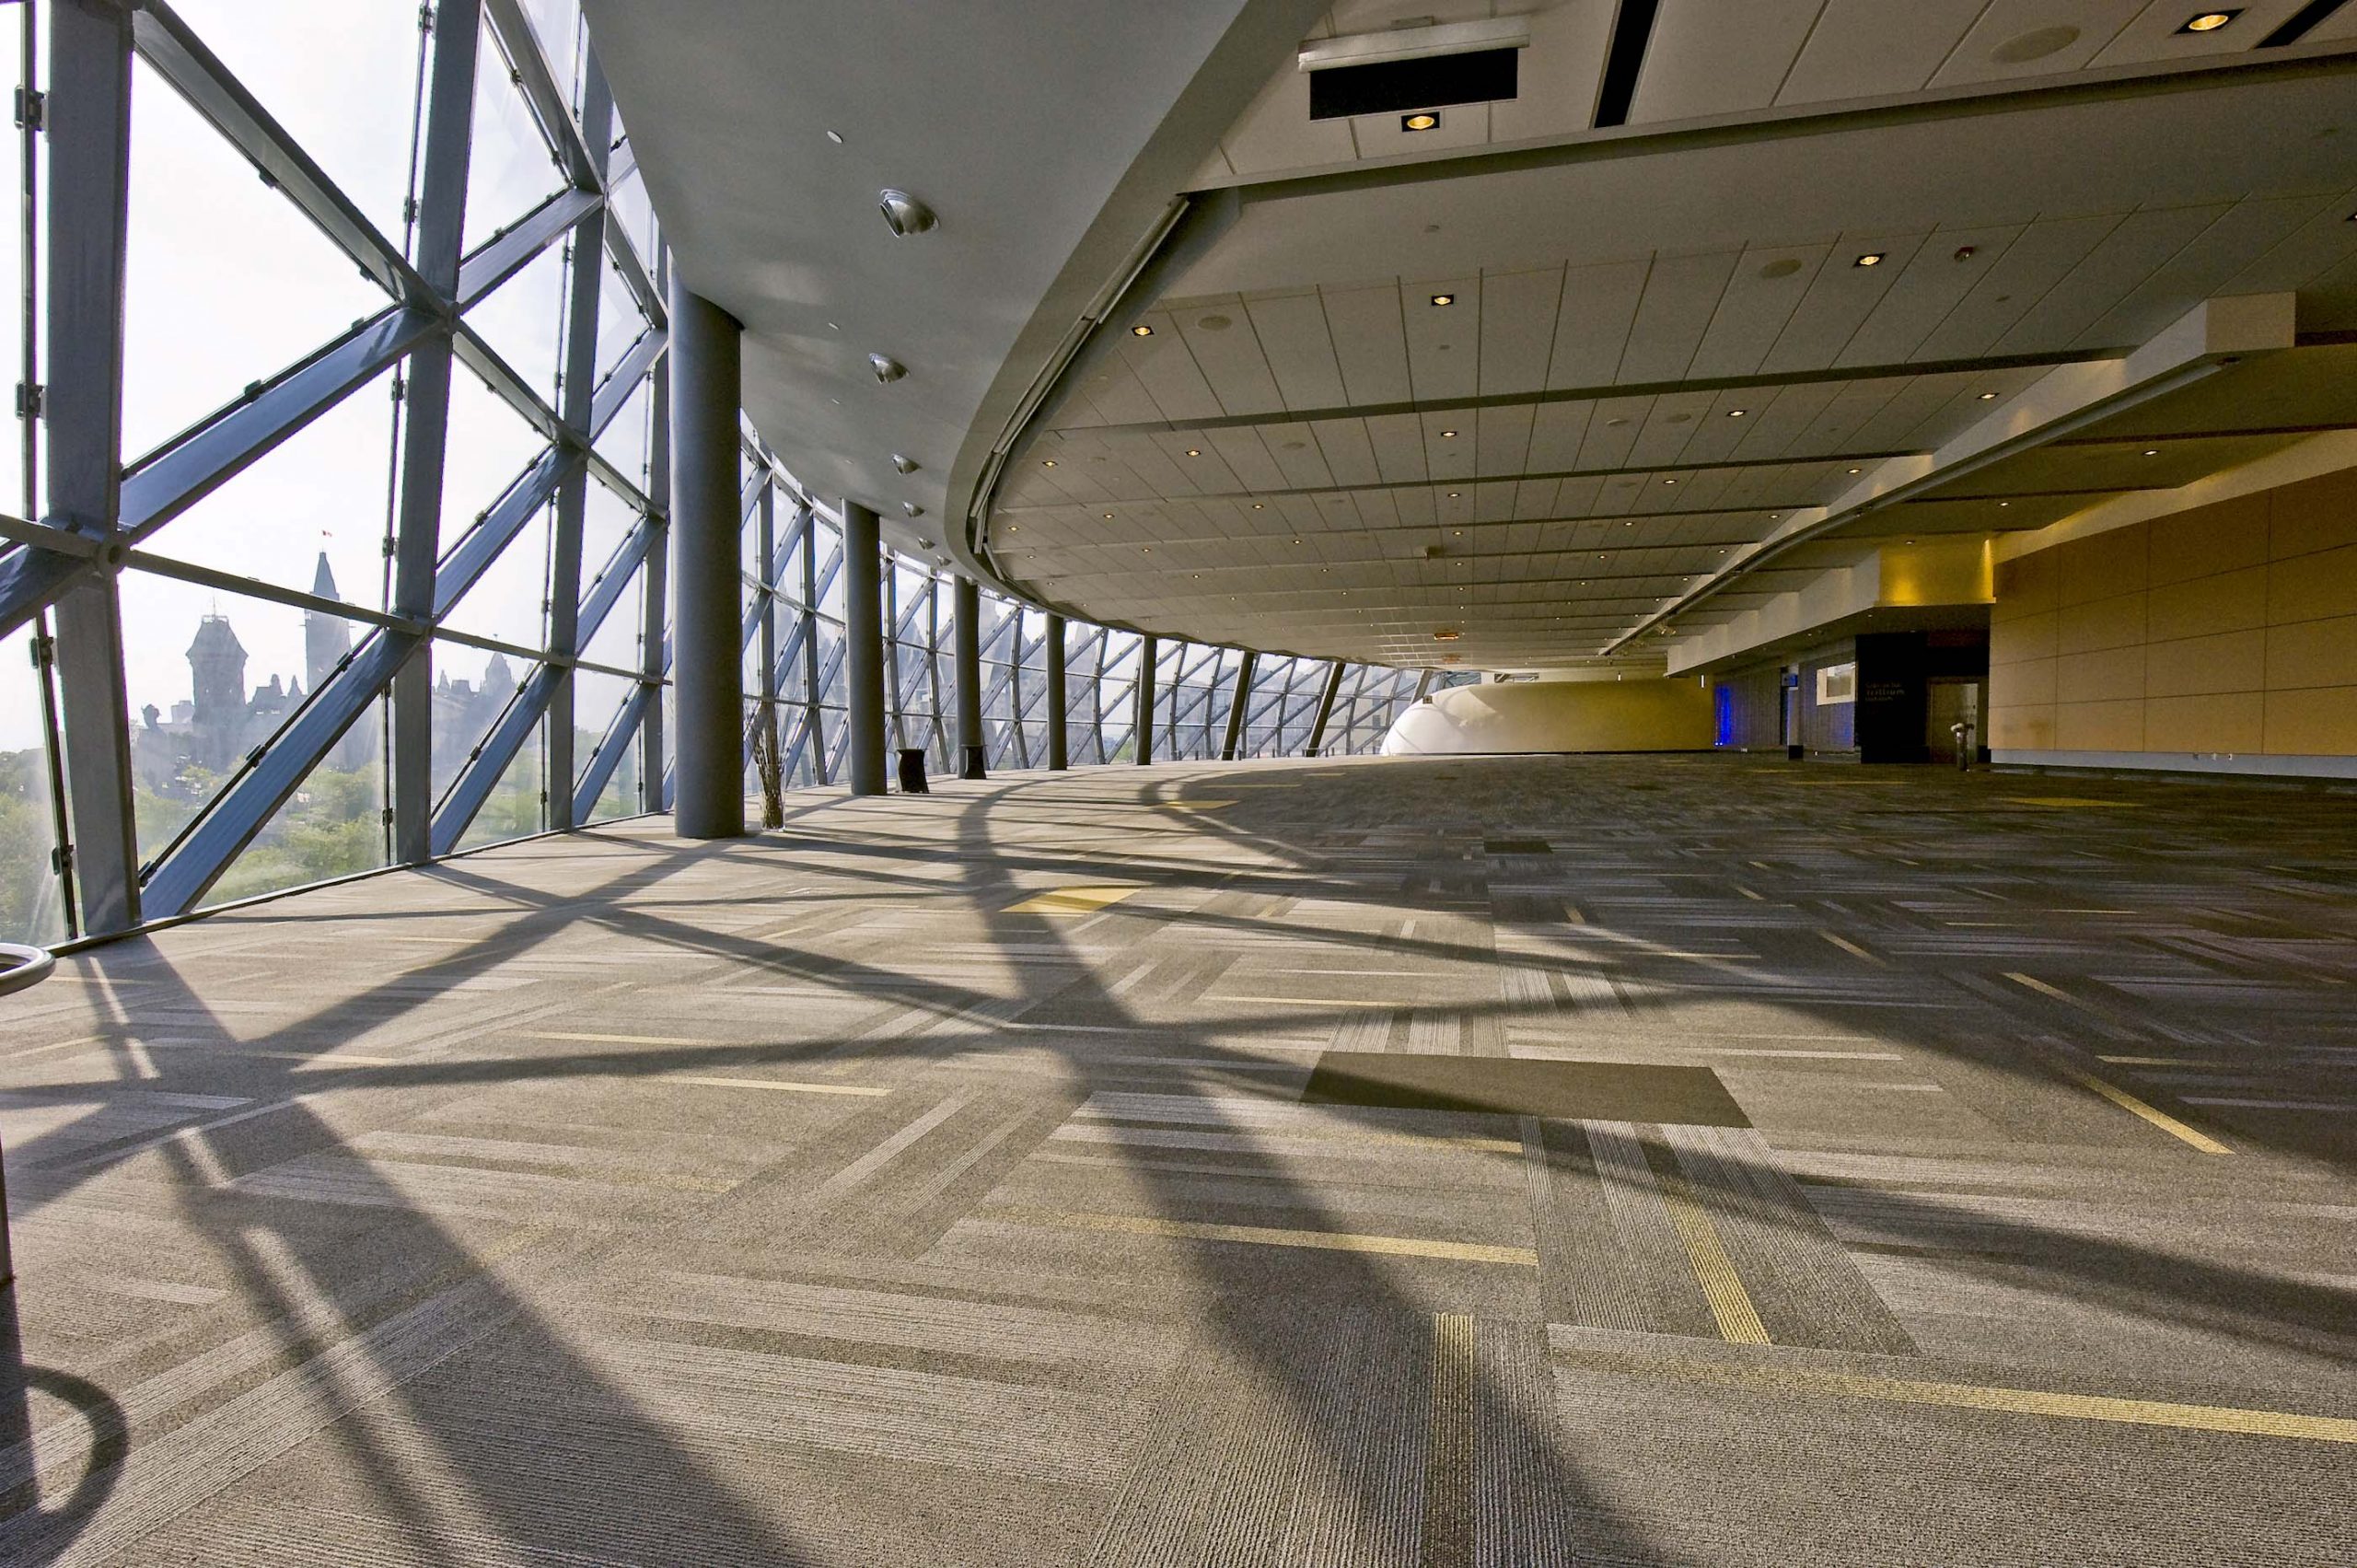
<box><xmin>4</xmin><ymin>0</ymin><xmax>618</xmax><ymax>749</ymax></box>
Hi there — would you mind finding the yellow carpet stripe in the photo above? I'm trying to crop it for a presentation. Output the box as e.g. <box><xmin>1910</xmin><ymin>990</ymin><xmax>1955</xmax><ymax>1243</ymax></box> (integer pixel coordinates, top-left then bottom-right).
<box><xmin>988</xmin><ymin>1206</ymin><xmax>1537</xmax><ymax>1265</ymax></box>
<box><xmin>2003</xmin><ymin>975</ymin><xmax>2231</xmax><ymax>1153</ymax></box>
<box><xmin>667</xmin><ymin>1075</ymin><xmax>888</xmax><ymax>1098</ymax></box>
<box><xmin>1004</xmin><ymin>885</ymin><xmax>1144</xmax><ymax>915</ymax></box>
<box><xmin>1550</xmin><ymin>1346</ymin><xmax>2357</xmax><ymax>1445</ymax></box>
<box><xmin>2054</xmin><ymin>1063</ymin><xmax>2232</xmax><ymax>1154</ymax></box>
<box><xmin>1661</xmin><ymin>1187</ymin><xmax>1771</xmax><ymax>1345</ymax></box>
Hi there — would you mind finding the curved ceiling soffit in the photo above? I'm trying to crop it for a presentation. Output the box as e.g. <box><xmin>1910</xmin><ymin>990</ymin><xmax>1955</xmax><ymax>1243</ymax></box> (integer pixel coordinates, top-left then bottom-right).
<box><xmin>964</xmin><ymin>33</ymin><xmax>2357</xmax><ymax>656</ymax></box>
<box><xmin>944</xmin><ymin>0</ymin><xmax>1331</xmax><ymax>628</ymax></box>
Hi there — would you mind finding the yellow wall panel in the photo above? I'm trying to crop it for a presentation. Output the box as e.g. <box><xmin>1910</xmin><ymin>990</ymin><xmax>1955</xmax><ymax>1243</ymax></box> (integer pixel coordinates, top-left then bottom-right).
<box><xmin>2055</xmin><ymin>644</ymin><xmax>2145</xmax><ymax>704</ymax></box>
<box><xmin>2143</xmin><ymin>693</ymin><xmax>2264</xmax><ymax>753</ymax></box>
<box><xmin>2144</xmin><ymin>629</ymin><xmax>2265</xmax><ymax>698</ymax></box>
<box><xmin>1991</xmin><ymin>610</ymin><xmax>2058</xmax><ymax>667</ymax></box>
<box><xmin>1990</xmin><ymin>704</ymin><xmax>2056</xmax><ymax>749</ymax></box>
<box><xmin>2056</xmin><ymin>699</ymin><xmax>2145</xmax><ymax>751</ymax></box>
<box><xmin>2267</xmin><ymin>468</ymin><xmax>2357</xmax><ymax>562</ymax></box>
<box><xmin>2264</xmin><ymin>613</ymin><xmax>2357</xmax><ymax>691</ymax></box>
<box><xmin>2150</xmin><ymin>495</ymin><xmax>2267</xmax><ymax>586</ymax></box>
<box><xmin>1991</xmin><ymin>657</ymin><xmax>2056</xmax><ymax>709</ymax></box>
<box><xmin>2263</xmin><ymin>685</ymin><xmax>2357</xmax><ymax>755</ymax></box>
<box><xmin>2268</xmin><ymin>542</ymin><xmax>2357</xmax><ymax>627</ymax></box>
<box><xmin>1990</xmin><ymin>467</ymin><xmax>2357</xmax><ymax>761</ymax></box>
<box><xmin>1992</xmin><ymin>550</ymin><xmax>2059</xmax><ymax>620</ymax></box>
<box><xmin>2146</xmin><ymin>565</ymin><xmax>2266</xmax><ymax>643</ymax></box>
<box><xmin>2057</xmin><ymin>525</ymin><xmax>2148</xmax><ymax>606</ymax></box>
<box><xmin>2057</xmin><ymin>591</ymin><xmax>2148</xmax><ymax>656</ymax></box>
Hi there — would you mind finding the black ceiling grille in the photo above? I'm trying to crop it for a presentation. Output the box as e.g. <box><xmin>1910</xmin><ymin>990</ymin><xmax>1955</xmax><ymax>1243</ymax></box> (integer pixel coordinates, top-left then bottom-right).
<box><xmin>1307</xmin><ymin>48</ymin><xmax>1519</xmax><ymax>121</ymax></box>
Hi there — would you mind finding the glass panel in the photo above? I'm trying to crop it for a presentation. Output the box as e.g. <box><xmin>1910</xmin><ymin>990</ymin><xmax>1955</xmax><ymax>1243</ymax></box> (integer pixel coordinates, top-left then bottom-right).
<box><xmin>121</xmin><ymin>55</ymin><xmax>390</xmax><ymax>462</ymax></box>
<box><xmin>199</xmin><ymin>695</ymin><xmax>388</xmax><ymax>909</ymax></box>
<box><xmin>444</xmin><ymin>352</ymin><xmax>557</xmax><ymax>524</ymax></box>
<box><xmin>429</xmin><ymin>642</ymin><xmax>527</xmax><ymax>800</ymax></box>
<box><xmin>595</xmin><ymin>249</ymin><xmax>653</xmax><ymax>383</ymax></box>
<box><xmin>461</xmin><ymin>17</ymin><xmax>565</xmax><ymax>254</ymax></box>
<box><xmin>608</xmin><ymin>162</ymin><xmax>659</xmax><ymax>274</ymax></box>
<box><xmin>516</xmin><ymin>0</ymin><xmax>583</xmax><ymax>99</ymax></box>
<box><xmin>0</xmin><ymin>621</ymin><xmax>68</xmax><ymax>946</ymax></box>
<box><xmin>0</xmin><ymin>4</ymin><xmax>22</xmax><ymax>514</ymax></box>
<box><xmin>135</xmin><ymin>364</ymin><xmax>398</xmax><ymax>607</ymax></box>
<box><xmin>119</xmin><ymin>572</ymin><xmax>333</xmax><ymax>868</ymax></box>
<box><xmin>579</xmin><ymin>473</ymin><xmax>644</xmax><ymax>598</ymax></box>
<box><xmin>170</xmin><ymin>0</ymin><xmax>424</xmax><ymax>250</ymax></box>
<box><xmin>457</xmin><ymin>714</ymin><xmax>545</xmax><ymax>850</ymax></box>
<box><xmin>464</xmin><ymin>233</ymin><xmax>572</xmax><ymax>405</ymax></box>
<box><xmin>592</xmin><ymin>373</ymin><xmax>653</xmax><ymax>495</ymax></box>
<box><xmin>438</xmin><ymin>501</ymin><xmax>549</xmax><ymax>648</ymax></box>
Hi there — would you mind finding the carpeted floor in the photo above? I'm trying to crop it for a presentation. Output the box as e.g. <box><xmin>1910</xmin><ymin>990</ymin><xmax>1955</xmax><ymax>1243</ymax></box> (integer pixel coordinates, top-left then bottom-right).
<box><xmin>0</xmin><ymin>752</ymin><xmax>2351</xmax><ymax>1565</ymax></box>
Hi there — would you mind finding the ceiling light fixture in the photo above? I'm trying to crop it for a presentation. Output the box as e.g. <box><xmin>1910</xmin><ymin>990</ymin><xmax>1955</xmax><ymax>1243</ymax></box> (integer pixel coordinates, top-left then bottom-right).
<box><xmin>1439</xmin><ymin>429</ymin><xmax>1458</xmax><ymax>438</ymax></box>
<box><xmin>1131</xmin><ymin>324</ymin><xmax>1155</xmax><ymax>337</ymax></box>
<box><xmin>1403</xmin><ymin>111</ymin><xmax>1442</xmax><ymax>133</ymax></box>
<box><xmin>1854</xmin><ymin>252</ymin><xmax>1885</xmax><ymax>267</ymax></box>
<box><xmin>877</xmin><ymin>189</ymin><xmax>938</xmax><ymax>237</ymax></box>
<box><xmin>1185</xmin><ymin>447</ymin><xmax>1202</xmax><ymax>457</ymax></box>
<box><xmin>2178</xmin><ymin>10</ymin><xmax>2239</xmax><ymax>32</ymax></box>
<box><xmin>1430</xmin><ymin>292</ymin><xmax>1455</xmax><ymax>306</ymax></box>
<box><xmin>1103</xmin><ymin>512</ymin><xmax>1115</xmax><ymax>519</ymax></box>
<box><xmin>902</xmin><ymin>503</ymin><xmax>924</xmax><ymax>517</ymax></box>
<box><xmin>1847</xmin><ymin>467</ymin><xmax>1862</xmax><ymax>474</ymax></box>
<box><xmin>1040</xmin><ymin>459</ymin><xmax>1056</xmax><ymax>468</ymax></box>
<box><xmin>825</xmin><ymin>130</ymin><xmax>844</xmax><ymax>145</ymax></box>
<box><xmin>891</xmin><ymin>453</ymin><xmax>919</xmax><ymax>473</ymax></box>
<box><xmin>2144</xmin><ymin>447</ymin><xmax>2160</xmax><ymax>456</ymax></box>
<box><xmin>1432</xmin><ymin>629</ymin><xmax>1460</xmax><ymax>641</ymax></box>
<box><xmin>1979</xmin><ymin>390</ymin><xmax>1998</xmax><ymax>401</ymax></box>
<box><xmin>1727</xmin><ymin>409</ymin><xmax>1747</xmax><ymax>418</ymax></box>
<box><xmin>868</xmin><ymin>353</ymin><xmax>907</xmax><ymax>383</ymax></box>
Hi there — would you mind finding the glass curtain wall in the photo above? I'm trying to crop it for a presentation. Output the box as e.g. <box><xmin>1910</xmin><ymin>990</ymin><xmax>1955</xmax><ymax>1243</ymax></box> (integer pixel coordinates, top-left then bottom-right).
<box><xmin>0</xmin><ymin>0</ymin><xmax>1435</xmax><ymax>947</ymax></box>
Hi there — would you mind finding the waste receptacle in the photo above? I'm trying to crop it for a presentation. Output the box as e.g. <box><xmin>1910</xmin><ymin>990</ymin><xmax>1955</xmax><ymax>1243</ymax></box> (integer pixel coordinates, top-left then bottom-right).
<box><xmin>897</xmin><ymin>748</ymin><xmax>930</xmax><ymax>794</ymax></box>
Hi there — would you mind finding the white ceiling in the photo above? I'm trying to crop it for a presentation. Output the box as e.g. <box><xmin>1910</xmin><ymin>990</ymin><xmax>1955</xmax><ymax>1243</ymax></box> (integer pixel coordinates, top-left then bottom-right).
<box><xmin>589</xmin><ymin>0</ymin><xmax>2357</xmax><ymax>672</ymax></box>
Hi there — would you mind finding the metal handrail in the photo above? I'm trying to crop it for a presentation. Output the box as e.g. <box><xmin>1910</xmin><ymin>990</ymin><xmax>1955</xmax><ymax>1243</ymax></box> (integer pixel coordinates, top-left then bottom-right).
<box><xmin>0</xmin><ymin>941</ymin><xmax>54</xmax><ymax>998</ymax></box>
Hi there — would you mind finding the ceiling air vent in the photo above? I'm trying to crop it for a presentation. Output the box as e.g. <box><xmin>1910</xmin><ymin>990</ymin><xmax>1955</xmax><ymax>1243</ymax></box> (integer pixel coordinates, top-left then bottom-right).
<box><xmin>1298</xmin><ymin>18</ymin><xmax>1528</xmax><ymax>122</ymax></box>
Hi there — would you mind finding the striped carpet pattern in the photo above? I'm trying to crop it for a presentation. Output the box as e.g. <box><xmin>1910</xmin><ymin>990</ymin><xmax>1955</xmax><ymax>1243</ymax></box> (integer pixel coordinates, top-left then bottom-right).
<box><xmin>0</xmin><ymin>753</ymin><xmax>2351</xmax><ymax>1564</ymax></box>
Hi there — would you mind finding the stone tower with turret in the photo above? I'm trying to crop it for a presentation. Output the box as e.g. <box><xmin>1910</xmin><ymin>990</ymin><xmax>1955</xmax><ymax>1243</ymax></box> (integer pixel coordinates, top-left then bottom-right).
<box><xmin>187</xmin><ymin>614</ymin><xmax>248</xmax><ymax>770</ymax></box>
<box><xmin>305</xmin><ymin>552</ymin><xmax>351</xmax><ymax>691</ymax></box>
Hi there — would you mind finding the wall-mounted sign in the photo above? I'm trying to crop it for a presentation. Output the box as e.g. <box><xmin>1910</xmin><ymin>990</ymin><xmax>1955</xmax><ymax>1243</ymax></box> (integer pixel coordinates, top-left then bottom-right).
<box><xmin>1816</xmin><ymin>662</ymin><xmax>1857</xmax><ymax>705</ymax></box>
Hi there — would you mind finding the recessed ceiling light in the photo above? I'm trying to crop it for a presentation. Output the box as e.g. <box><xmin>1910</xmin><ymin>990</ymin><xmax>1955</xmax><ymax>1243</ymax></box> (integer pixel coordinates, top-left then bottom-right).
<box><xmin>825</xmin><ymin>130</ymin><xmax>844</xmax><ymax>145</ymax></box>
<box><xmin>1439</xmin><ymin>429</ymin><xmax>1458</xmax><ymax>438</ymax></box>
<box><xmin>2144</xmin><ymin>447</ymin><xmax>2160</xmax><ymax>456</ymax></box>
<box><xmin>1040</xmin><ymin>459</ymin><xmax>1056</xmax><ymax>468</ymax></box>
<box><xmin>1854</xmin><ymin>252</ymin><xmax>1885</xmax><ymax>267</ymax></box>
<box><xmin>1446</xmin><ymin>490</ymin><xmax>1459</xmax><ymax>497</ymax></box>
<box><xmin>1847</xmin><ymin>466</ymin><xmax>1862</xmax><ymax>474</ymax></box>
<box><xmin>1251</xmin><ymin>503</ymin><xmax>1264</xmax><ymax>510</ymax></box>
<box><xmin>1430</xmin><ymin>293</ymin><xmax>1455</xmax><ymax>307</ymax></box>
<box><xmin>1727</xmin><ymin>409</ymin><xmax>1747</xmax><ymax>418</ymax></box>
<box><xmin>1978</xmin><ymin>391</ymin><xmax>1998</xmax><ymax>401</ymax></box>
<box><xmin>1103</xmin><ymin>511</ymin><xmax>1115</xmax><ymax>518</ymax></box>
<box><xmin>1185</xmin><ymin>448</ymin><xmax>1202</xmax><ymax>457</ymax></box>
<box><xmin>1663</xmin><ymin>478</ymin><xmax>1677</xmax><ymax>485</ymax></box>
<box><xmin>2178</xmin><ymin>10</ymin><xmax>2238</xmax><ymax>32</ymax></box>
<box><xmin>1402</xmin><ymin>110</ymin><xmax>1442</xmax><ymax>133</ymax></box>
<box><xmin>1998</xmin><ymin>501</ymin><xmax>2010</xmax><ymax>508</ymax></box>
<box><xmin>1432</xmin><ymin>629</ymin><xmax>1460</xmax><ymax>641</ymax></box>
<box><xmin>1131</xmin><ymin>324</ymin><xmax>1154</xmax><ymax>337</ymax></box>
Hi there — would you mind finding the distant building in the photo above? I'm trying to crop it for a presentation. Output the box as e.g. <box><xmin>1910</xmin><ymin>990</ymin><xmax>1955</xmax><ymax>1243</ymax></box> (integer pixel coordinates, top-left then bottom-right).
<box><xmin>133</xmin><ymin>552</ymin><xmax>515</xmax><ymax>801</ymax></box>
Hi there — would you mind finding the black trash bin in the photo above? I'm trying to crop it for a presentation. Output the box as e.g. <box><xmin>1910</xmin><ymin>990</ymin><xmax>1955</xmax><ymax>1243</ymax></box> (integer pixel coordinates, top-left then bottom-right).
<box><xmin>897</xmin><ymin>748</ymin><xmax>930</xmax><ymax>794</ymax></box>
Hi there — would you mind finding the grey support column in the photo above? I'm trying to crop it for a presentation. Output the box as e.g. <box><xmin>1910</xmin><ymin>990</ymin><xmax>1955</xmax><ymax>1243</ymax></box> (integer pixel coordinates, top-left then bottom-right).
<box><xmin>667</xmin><ymin>282</ymin><xmax>744</xmax><ymax>838</ymax></box>
<box><xmin>1044</xmin><ymin>613</ymin><xmax>1068</xmax><ymax>771</ymax></box>
<box><xmin>1303</xmin><ymin>660</ymin><xmax>1345</xmax><ymax>756</ymax></box>
<box><xmin>1132</xmin><ymin>633</ymin><xmax>1157</xmax><ymax>765</ymax></box>
<box><xmin>954</xmin><ymin>575</ymin><xmax>984</xmax><ymax>779</ymax></box>
<box><xmin>45</xmin><ymin>0</ymin><xmax>140</xmax><ymax>934</ymax></box>
<box><xmin>842</xmin><ymin>501</ymin><xmax>887</xmax><ymax>796</ymax></box>
<box><xmin>1220</xmin><ymin>649</ymin><xmax>1257</xmax><ymax>761</ymax></box>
